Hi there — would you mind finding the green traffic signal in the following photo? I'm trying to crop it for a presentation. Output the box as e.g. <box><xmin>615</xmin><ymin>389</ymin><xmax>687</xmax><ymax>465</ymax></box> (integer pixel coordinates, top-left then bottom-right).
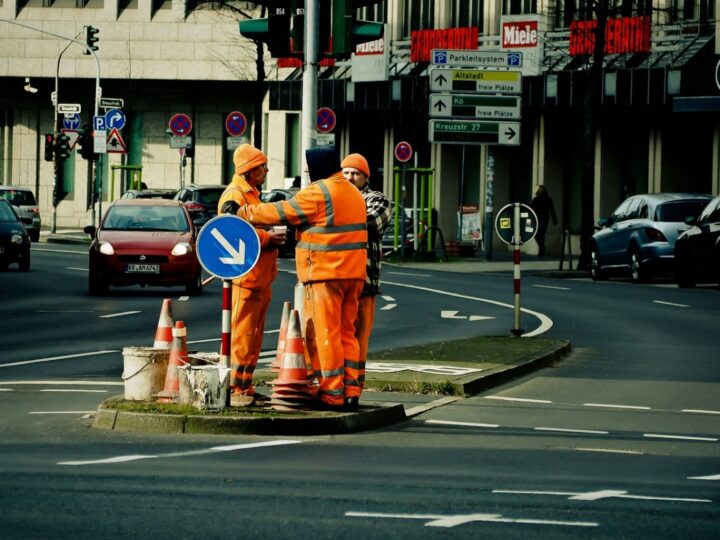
<box><xmin>239</xmin><ymin>4</ymin><xmax>292</xmax><ymax>58</ymax></box>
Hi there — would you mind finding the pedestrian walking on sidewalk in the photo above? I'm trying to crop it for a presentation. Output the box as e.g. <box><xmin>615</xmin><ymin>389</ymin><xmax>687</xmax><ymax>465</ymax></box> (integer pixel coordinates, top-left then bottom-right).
<box><xmin>225</xmin><ymin>147</ymin><xmax>368</xmax><ymax>411</ymax></box>
<box><xmin>530</xmin><ymin>184</ymin><xmax>557</xmax><ymax>257</ymax></box>
<box><xmin>341</xmin><ymin>153</ymin><xmax>392</xmax><ymax>395</ymax></box>
<box><xmin>218</xmin><ymin>144</ymin><xmax>286</xmax><ymax>407</ymax></box>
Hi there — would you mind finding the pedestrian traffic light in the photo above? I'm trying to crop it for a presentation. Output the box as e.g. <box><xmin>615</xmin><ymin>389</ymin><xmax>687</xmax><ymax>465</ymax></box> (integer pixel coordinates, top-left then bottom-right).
<box><xmin>239</xmin><ymin>2</ymin><xmax>292</xmax><ymax>58</ymax></box>
<box><xmin>77</xmin><ymin>126</ymin><xmax>97</xmax><ymax>161</ymax></box>
<box><xmin>83</xmin><ymin>25</ymin><xmax>99</xmax><ymax>55</ymax></box>
<box><xmin>44</xmin><ymin>133</ymin><xmax>54</xmax><ymax>162</ymax></box>
<box><xmin>55</xmin><ymin>133</ymin><xmax>71</xmax><ymax>160</ymax></box>
<box><xmin>331</xmin><ymin>0</ymin><xmax>384</xmax><ymax>59</ymax></box>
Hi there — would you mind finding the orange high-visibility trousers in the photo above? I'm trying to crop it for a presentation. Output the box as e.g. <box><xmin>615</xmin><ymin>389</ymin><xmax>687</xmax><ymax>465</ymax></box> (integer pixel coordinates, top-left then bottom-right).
<box><xmin>230</xmin><ymin>285</ymin><xmax>272</xmax><ymax>396</ymax></box>
<box><xmin>354</xmin><ymin>294</ymin><xmax>376</xmax><ymax>390</ymax></box>
<box><xmin>303</xmin><ymin>280</ymin><xmax>364</xmax><ymax>406</ymax></box>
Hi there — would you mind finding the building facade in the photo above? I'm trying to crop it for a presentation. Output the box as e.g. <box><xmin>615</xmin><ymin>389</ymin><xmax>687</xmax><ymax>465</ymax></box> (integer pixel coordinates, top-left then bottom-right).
<box><xmin>1</xmin><ymin>0</ymin><xmax>719</xmax><ymax>257</ymax></box>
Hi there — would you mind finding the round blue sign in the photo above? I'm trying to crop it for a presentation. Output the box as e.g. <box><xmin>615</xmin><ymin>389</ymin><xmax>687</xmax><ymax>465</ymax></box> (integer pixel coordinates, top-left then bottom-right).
<box><xmin>63</xmin><ymin>113</ymin><xmax>81</xmax><ymax>130</ymax></box>
<box><xmin>105</xmin><ymin>109</ymin><xmax>126</xmax><ymax>130</ymax></box>
<box><xmin>196</xmin><ymin>215</ymin><xmax>261</xmax><ymax>279</ymax></box>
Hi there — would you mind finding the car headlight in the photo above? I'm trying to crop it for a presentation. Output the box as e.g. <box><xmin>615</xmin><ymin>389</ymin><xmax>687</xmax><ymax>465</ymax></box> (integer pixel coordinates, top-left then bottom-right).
<box><xmin>10</xmin><ymin>233</ymin><xmax>23</xmax><ymax>244</ymax></box>
<box><xmin>172</xmin><ymin>242</ymin><xmax>193</xmax><ymax>256</ymax></box>
<box><xmin>98</xmin><ymin>241</ymin><xmax>115</xmax><ymax>255</ymax></box>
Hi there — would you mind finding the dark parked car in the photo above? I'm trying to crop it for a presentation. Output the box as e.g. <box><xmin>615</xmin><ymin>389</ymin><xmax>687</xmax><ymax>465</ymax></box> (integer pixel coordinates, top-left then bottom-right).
<box><xmin>674</xmin><ymin>195</ymin><xmax>720</xmax><ymax>288</ymax></box>
<box><xmin>260</xmin><ymin>188</ymin><xmax>299</xmax><ymax>257</ymax></box>
<box><xmin>173</xmin><ymin>184</ymin><xmax>226</xmax><ymax>228</ymax></box>
<box><xmin>83</xmin><ymin>199</ymin><xmax>202</xmax><ymax>295</ymax></box>
<box><xmin>120</xmin><ymin>188</ymin><xmax>177</xmax><ymax>200</ymax></box>
<box><xmin>590</xmin><ymin>192</ymin><xmax>712</xmax><ymax>282</ymax></box>
<box><xmin>0</xmin><ymin>185</ymin><xmax>41</xmax><ymax>242</ymax></box>
<box><xmin>0</xmin><ymin>199</ymin><xmax>31</xmax><ymax>271</ymax></box>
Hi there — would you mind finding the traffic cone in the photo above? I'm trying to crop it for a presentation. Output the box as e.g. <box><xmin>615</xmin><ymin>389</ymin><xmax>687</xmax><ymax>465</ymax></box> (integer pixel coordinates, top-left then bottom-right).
<box><xmin>270</xmin><ymin>301</ymin><xmax>291</xmax><ymax>372</ymax></box>
<box><xmin>268</xmin><ymin>309</ymin><xmax>313</xmax><ymax>411</ymax></box>
<box><xmin>153</xmin><ymin>298</ymin><xmax>174</xmax><ymax>349</ymax></box>
<box><xmin>157</xmin><ymin>321</ymin><xmax>188</xmax><ymax>403</ymax></box>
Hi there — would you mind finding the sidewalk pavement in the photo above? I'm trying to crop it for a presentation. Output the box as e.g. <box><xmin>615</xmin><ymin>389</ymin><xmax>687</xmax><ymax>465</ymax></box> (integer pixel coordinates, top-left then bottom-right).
<box><xmin>41</xmin><ymin>227</ymin><xmax>577</xmax><ymax>435</ymax></box>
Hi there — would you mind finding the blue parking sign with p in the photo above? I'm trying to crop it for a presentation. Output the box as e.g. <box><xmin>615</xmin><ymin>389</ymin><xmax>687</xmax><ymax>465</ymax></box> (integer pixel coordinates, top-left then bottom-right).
<box><xmin>93</xmin><ymin>115</ymin><xmax>106</xmax><ymax>131</ymax></box>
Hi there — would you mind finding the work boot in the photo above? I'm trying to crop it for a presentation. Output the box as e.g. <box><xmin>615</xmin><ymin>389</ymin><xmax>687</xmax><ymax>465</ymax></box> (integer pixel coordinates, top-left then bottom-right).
<box><xmin>230</xmin><ymin>393</ymin><xmax>255</xmax><ymax>407</ymax></box>
<box><xmin>344</xmin><ymin>397</ymin><xmax>359</xmax><ymax>412</ymax></box>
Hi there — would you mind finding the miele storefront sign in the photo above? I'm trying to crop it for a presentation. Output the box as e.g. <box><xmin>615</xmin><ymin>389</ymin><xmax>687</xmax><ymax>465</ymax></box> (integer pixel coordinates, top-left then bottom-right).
<box><xmin>501</xmin><ymin>15</ymin><xmax>543</xmax><ymax>76</ymax></box>
<box><xmin>502</xmin><ymin>20</ymin><xmax>539</xmax><ymax>48</ymax></box>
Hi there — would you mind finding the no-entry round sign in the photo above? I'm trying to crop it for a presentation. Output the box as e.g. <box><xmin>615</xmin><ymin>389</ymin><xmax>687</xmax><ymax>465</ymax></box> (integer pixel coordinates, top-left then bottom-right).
<box><xmin>169</xmin><ymin>113</ymin><xmax>192</xmax><ymax>136</ymax></box>
<box><xmin>394</xmin><ymin>141</ymin><xmax>413</xmax><ymax>163</ymax></box>
<box><xmin>317</xmin><ymin>107</ymin><xmax>336</xmax><ymax>133</ymax></box>
<box><xmin>225</xmin><ymin>111</ymin><xmax>247</xmax><ymax>137</ymax></box>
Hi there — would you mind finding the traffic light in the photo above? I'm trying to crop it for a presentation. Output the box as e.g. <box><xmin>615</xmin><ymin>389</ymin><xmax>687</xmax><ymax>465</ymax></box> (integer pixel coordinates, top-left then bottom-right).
<box><xmin>44</xmin><ymin>133</ymin><xmax>54</xmax><ymax>162</ymax></box>
<box><xmin>55</xmin><ymin>133</ymin><xmax>71</xmax><ymax>160</ymax></box>
<box><xmin>290</xmin><ymin>0</ymin><xmax>304</xmax><ymax>55</ymax></box>
<box><xmin>331</xmin><ymin>0</ymin><xmax>384</xmax><ymax>59</ymax></box>
<box><xmin>83</xmin><ymin>25</ymin><xmax>99</xmax><ymax>55</ymax></box>
<box><xmin>239</xmin><ymin>2</ymin><xmax>292</xmax><ymax>58</ymax></box>
<box><xmin>78</xmin><ymin>126</ymin><xmax>97</xmax><ymax>161</ymax></box>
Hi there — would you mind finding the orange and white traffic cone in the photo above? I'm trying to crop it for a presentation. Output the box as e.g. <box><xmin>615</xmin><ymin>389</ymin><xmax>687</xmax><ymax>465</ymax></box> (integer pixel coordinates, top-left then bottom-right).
<box><xmin>268</xmin><ymin>309</ymin><xmax>313</xmax><ymax>411</ymax></box>
<box><xmin>153</xmin><ymin>298</ymin><xmax>174</xmax><ymax>349</ymax></box>
<box><xmin>157</xmin><ymin>321</ymin><xmax>188</xmax><ymax>403</ymax></box>
<box><xmin>270</xmin><ymin>301</ymin><xmax>291</xmax><ymax>372</ymax></box>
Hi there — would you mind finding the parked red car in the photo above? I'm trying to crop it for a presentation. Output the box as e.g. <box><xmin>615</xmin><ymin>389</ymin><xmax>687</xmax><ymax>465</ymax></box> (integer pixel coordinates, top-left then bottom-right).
<box><xmin>84</xmin><ymin>199</ymin><xmax>202</xmax><ymax>295</ymax></box>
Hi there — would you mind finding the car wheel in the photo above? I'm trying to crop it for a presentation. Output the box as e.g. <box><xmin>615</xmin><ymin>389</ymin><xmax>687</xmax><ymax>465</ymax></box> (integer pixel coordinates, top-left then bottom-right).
<box><xmin>88</xmin><ymin>271</ymin><xmax>108</xmax><ymax>296</ymax></box>
<box><xmin>19</xmin><ymin>251</ymin><xmax>30</xmax><ymax>272</ymax></box>
<box><xmin>185</xmin><ymin>269</ymin><xmax>203</xmax><ymax>296</ymax></box>
<box><xmin>629</xmin><ymin>250</ymin><xmax>648</xmax><ymax>283</ymax></box>
<box><xmin>590</xmin><ymin>247</ymin><xmax>607</xmax><ymax>281</ymax></box>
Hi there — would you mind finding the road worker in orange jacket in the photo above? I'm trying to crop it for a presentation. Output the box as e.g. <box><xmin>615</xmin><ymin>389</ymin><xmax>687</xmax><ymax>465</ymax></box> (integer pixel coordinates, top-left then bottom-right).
<box><xmin>225</xmin><ymin>147</ymin><xmax>368</xmax><ymax>411</ymax></box>
<box><xmin>217</xmin><ymin>144</ymin><xmax>286</xmax><ymax>407</ymax></box>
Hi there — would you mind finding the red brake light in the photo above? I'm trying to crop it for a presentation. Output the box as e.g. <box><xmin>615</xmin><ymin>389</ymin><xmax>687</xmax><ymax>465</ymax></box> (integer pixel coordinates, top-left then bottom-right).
<box><xmin>185</xmin><ymin>202</ymin><xmax>204</xmax><ymax>212</ymax></box>
<box><xmin>644</xmin><ymin>228</ymin><xmax>666</xmax><ymax>242</ymax></box>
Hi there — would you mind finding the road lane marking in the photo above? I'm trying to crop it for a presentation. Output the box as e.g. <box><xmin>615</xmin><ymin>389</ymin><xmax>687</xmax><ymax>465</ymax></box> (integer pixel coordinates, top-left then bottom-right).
<box><xmin>345</xmin><ymin>511</ymin><xmax>598</xmax><ymax>528</ymax></box>
<box><xmin>574</xmin><ymin>448</ymin><xmax>644</xmax><ymax>455</ymax></box>
<box><xmin>687</xmin><ymin>473</ymin><xmax>720</xmax><ymax>480</ymax></box>
<box><xmin>57</xmin><ymin>440</ymin><xmax>302</xmax><ymax>466</ymax></box>
<box><xmin>493</xmin><ymin>489</ymin><xmax>711</xmax><ymax>503</ymax></box>
<box><xmin>404</xmin><ymin>397</ymin><xmax>460</xmax><ymax>417</ymax></box>
<box><xmin>0</xmin><ymin>351</ymin><xmax>120</xmax><ymax>368</ymax></box>
<box><xmin>653</xmin><ymin>300</ymin><xmax>689</xmax><ymax>308</ymax></box>
<box><xmin>99</xmin><ymin>311</ymin><xmax>141</xmax><ymax>318</ymax></box>
<box><xmin>382</xmin><ymin>280</ymin><xmax>553</xmax><ymax>337</ymax></box>
<box><xmin>29</xmin><ymin>411</ymin><xmax>95</xmax><ymax>415</ymax></box>
<box><xmin>584</xmin><ymin>403</ymin><xmax>651</xmax><ymax>410</ymax></box>
<box><xmin>683</xmin><ymin>409</ymin><xmax>720</xmax><ymax>415</ymax></box>
<box><xmin>535</xmin><ymin>427</ymin><xmax>609</xmax><ymax>435</ymax></box>
<box><xmin>0</xmin><ymin>380</ymin><xmax>122</xmax><ymax>386</ymax></box>
<box><xmin>425</xmin><ymin>419</ymin><xmax>499</xmax><ymax>428</ymax></box>
<box><xmin>379</xmin><ymin>304</ymin><xmax>397</xmax><ymax>310</ymax></box>
<box><xmin>66</xmin><ymin>267</ymin><xmax>88</xmax><ymax>272</ymax></box>
<box><xmin>643</xmin><ymin>433</ymin><xmax>718</xmax><ymax>442</ymax></box>
<box><xmin>485</xmin><ymin>396</ymin><xmax>552</xmax><ymax>404</ymax></box>
<box><xmin>385</xmin><ymin>272</ymin><xmax>433</xmax><ymax>277</ymax></box>
<box><xmin>39</xmin><ymin>389</ymin><xmax>108</xmax><ymax>393</ymax></box>
<box><xmin>532</xmin><ymin>284</ymin><xmax>571</xmax><ymax>290</ymax></box>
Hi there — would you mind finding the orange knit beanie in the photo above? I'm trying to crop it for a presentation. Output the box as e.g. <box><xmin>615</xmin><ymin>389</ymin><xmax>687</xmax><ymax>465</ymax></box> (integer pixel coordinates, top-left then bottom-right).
<box><xmin>233</xmin><ymin>144</ymin><xmax>267</xmax><ymax>175</ymax></box>
<box><xmin>341</xmin><ymin>153</ymin><xmax>370</xmax><ymax>178</ymax></box>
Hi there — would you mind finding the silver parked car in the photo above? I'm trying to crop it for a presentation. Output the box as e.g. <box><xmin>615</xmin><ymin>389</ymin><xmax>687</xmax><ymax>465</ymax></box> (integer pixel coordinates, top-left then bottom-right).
<box><xmin>590</xmin><ymin>192</ymin><xmax>712</xmax><ymax>282</ymax></box>
<box><xmin>0</xmin><ymin>186</ymin><xmax>41</xmax><ymax>242</ymax></box>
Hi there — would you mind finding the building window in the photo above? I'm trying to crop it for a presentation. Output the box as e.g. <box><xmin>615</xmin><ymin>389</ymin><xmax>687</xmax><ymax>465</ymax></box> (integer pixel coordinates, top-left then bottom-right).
<box><xmin>503</xmin><ymin>0</ymin><xmax>538</xmax><ymax>15</ymax></box>
<box><xmin>403</xmin><ymin>0</ymin><xmax>434</xmax><ymax>35</ymax></box>
<box><xmin>451</xmin><ymin>0</ymin><xmax>484</xmax><ymax>33</ymax></box>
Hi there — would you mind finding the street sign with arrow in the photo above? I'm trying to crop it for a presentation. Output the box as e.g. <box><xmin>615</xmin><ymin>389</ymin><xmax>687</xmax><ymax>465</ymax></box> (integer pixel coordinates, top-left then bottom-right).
<box><xmin>429</xmin><ymin>67</ymin><xmax>522</xmax><ymax>94</ymax></box>
<box><xmin>429</xmin><ymin>120</ymin><xmax>521</xmax><ymax>146</ymax></box>
<box><xmin>430</xmin><ymin>93</ymin><xmax>521</xmax><ymax>120</ymax></box>
<box><xmin>196</xmin><ymin>215</ymin><xmax>260</xmax><ymax>279</ymax></box>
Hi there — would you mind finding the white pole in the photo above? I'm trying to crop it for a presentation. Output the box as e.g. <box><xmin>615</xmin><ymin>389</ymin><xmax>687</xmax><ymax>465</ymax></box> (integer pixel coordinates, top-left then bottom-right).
<box><xmin>300</xmin><ymin>0</ymin><xmax>319</xmax><ymax>187</ymax></box>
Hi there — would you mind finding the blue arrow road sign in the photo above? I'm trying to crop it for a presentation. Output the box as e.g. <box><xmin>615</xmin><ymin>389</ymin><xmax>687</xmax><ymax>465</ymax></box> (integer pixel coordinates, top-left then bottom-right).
<box><xmin>63</xmin><ymin>113</ymin><xmax>80</xmax><ymax>130</ymax></box>
<box><xmin>196</xmin><ymin>215</ymin><xmax>261</xmax><ymax>280</ymax></box>
<box><xmin>105</xmin><ymin>109</ymin><xmax>126</xmax><ymax>130</ymax></box>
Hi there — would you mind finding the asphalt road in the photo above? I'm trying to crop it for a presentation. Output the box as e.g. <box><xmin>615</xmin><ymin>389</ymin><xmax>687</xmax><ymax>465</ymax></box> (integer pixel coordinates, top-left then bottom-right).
<box><xmin>0</xmin><ymin>244</ymin><xmax>717</xmax><ymax>538</ymax></box>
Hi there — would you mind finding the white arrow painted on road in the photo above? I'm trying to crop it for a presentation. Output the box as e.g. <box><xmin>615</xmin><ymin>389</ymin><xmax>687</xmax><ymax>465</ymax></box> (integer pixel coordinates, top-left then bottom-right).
<box><xmin>211</xmin><ymin>227</ymin><xmax>246</xmax><ymax>264</ymax></box>
<box><xmin>441</xmin><ymin>310</ymin><xmax>494</xmax><ymax>321</ymax></box>
<box><xmin>687</xmin><ymin>473</ymin><xmax>720</xmax><ymax>480</ymax></box>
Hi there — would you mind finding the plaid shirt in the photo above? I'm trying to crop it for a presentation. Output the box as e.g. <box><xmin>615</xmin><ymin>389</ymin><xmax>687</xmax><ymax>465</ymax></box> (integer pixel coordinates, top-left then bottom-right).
<box><xmin>361</xmin><ymin>184</ymin><xmax>393</xmax><ymax>296</ymax></box>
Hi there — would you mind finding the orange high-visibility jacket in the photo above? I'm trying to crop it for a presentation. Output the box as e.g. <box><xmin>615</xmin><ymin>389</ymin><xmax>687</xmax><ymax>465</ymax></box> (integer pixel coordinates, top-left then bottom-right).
<box><xmin>236</xmin><ymin>172</ymin><xmax>368</xmax><ymax>283</ymax></box>
<box><xmin>218</xmin><ymin>175</ymin><xmax>278</xmax><ymax>290</ymax></box>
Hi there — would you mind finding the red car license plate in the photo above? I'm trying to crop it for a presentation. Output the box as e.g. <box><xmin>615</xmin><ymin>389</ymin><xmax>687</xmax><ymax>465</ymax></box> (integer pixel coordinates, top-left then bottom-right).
<box><xmin>126</xmin><ymin>263</ymin><xmax>160</xmax><ymax>273</ymax></box>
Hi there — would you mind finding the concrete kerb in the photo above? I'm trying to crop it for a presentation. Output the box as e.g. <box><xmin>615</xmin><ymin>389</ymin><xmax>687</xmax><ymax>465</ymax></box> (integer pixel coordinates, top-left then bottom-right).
<box><xmin>92</xmin><ymin>340</ymin><xmax>571</xmax><ymax>436</ymax></box>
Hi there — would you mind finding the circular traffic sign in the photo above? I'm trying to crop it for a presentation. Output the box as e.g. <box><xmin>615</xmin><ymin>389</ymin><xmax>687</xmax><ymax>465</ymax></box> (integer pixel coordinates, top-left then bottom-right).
<box><xmin>105</xmin><ymin>109</ymin><xmax>126</xmax><ymax>130</ymax></box>
<box><xmin>316</xmin><ymin>107</ymin><xmax>336</xmax><ymax>133</ymax></box>
<box><xmin>494</xmin><ymin>203</ymin><xmax>538</xmax><ymax>246</ymax></box>
<box><xmin>63</xmin><ymin>113</ymin><xmax>81</xmax><ymax>130</ymax></box>
<box><xmin>169</xmin><ymin>113</ymin><xmax>193</xmax><ymax>136</ymax></box>
<box><xmin>394</xmin><ymin>141</ymin><xmax>413</xmax><ymax>163</ymax></box>
<box><xmin>225</xmin><ymin>111</ymin><xmax>247</xmax><ymax>137</ymax></box>
<box><xmin>196</xmin><ymin>215</ymin><xmax>260</xmax><ymax>280</ymax></box>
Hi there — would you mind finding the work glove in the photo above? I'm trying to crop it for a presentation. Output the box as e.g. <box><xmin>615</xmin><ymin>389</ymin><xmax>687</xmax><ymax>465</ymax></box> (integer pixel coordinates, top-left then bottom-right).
<box><xmin>221</xmin><ymin>201</ymin><xmax>240</xmax><ymax>215</ymax></box>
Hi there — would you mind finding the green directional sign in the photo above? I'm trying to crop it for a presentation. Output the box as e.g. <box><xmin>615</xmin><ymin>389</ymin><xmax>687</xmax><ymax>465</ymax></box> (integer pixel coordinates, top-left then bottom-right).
<box><xmin>429</xmin><ymin>120</ymin><xmax>521</xmax><ymax>146</ymax></box>
<box><xmin>430</xmin><ymin>93</ymin><xmax>521</xmax><ymax>119</ymax></box>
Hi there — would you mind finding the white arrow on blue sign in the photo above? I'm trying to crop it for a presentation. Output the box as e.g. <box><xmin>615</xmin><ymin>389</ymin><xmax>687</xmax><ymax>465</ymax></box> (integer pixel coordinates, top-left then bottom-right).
<box><xmin>105</xmin><ymin>108</ymin><xmax>126</xmax><ymax>130</ymax></box>
<box><xmin>196</xmin><ymin>215</ymin><xmax>261</xmax><ymax>280</ymax></box>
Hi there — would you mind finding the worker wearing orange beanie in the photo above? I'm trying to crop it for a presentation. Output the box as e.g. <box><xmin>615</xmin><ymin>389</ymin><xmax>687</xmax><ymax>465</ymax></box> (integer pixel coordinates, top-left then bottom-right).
<box><xmin>341</xmin><ymin>153</ymin><xmax>392</xmax><ymax>405</ymax></box>
<box><xmin>218</xmin><ymin>144</ymin><xmax>286</xmax><ymax>407</ymax></box>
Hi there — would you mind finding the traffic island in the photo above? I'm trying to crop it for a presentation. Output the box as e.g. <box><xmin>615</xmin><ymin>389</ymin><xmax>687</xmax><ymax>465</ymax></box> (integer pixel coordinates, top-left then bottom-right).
<box><xmin>93</xmin><ymin>397</ymin><xmax>407</xmax><ymax>436</ymax></box>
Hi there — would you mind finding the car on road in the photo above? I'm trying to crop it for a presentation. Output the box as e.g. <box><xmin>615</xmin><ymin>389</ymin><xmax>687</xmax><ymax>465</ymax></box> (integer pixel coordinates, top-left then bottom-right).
<box><xmin>0</xmin><ymin>185</ymin><xmax>41</xmax><ymax>242</ymax></box>
<box><xmin>589</xmin><ymin>192</ymin><xmax>712</xmax><ymax>282</ymax></box>
<box><xmin>260</xmin><ymin>188</ymin><xmax>299</xmax><ymax>257</ymax></box>
<box><xmin>120</xmin><ymin>188</ymin><xmax>177</xmax><ymax>200</ymax></box>
<box><xmin>83</xmin><ymin>199</ymin><xmax>202</xmax><ymax>296</ymax></box>
<box><xmin>674</xmin><ymin>194</ymin><xmax>720</xmax><ymax>288</ymax></box>
<box><xmin>173</xmin><ymin>184</ymin><xmax>226</xmax><ymax>229</ymax></box>
<box><xmin>0</xmin><ymin>199</ymin><xmax>31</xmax><ymax>271</ymax></box>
